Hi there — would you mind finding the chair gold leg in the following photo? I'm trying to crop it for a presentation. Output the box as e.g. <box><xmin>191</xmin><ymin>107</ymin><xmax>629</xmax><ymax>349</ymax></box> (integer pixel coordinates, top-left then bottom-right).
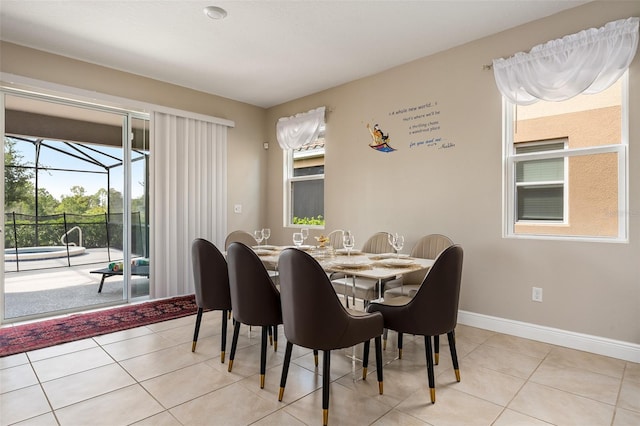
<box><xmin>278</xmin><ymin>387</ymin><xmax>285</xmax><ymax>401</ymax></box>
<box><xmin>383</xmin><ymin>338</ymin><xmax>387</xmax><ymax>350</ymax></box>
<box><xmin>269</xmin><ymin>335</ymin><xmax>273</xmax><ymax>346</ymax></box>
<box><xmin>378</xmin><ymin>381</ymin><xmax>383</xmax><ymax>395</ymax></box>
<box><xmin>227</xmin><ymin>359</ymin><xmax>233</xmax><ymax>372</ymax></box>
<box><xmin>191</xmin><ymin>341</ymin><xmax>197</xmax><ymax>352</ymax></box>
<box><xmin>430</xmin><ymin>388</ymin><xmax>436</xmax><ymax>403</ymax></box>
<box><xmin>435</xmin><ymin>352</ymin><xmax>439</xmax><ymax>365</ymax></box>
<box><xmin>314</xmin><ymin>353</ymin><xmax>319</xmax><ymax>367</ymax></box>
<box><xmin>362</xmin><ymin>367</ymin><xmax>367</xmax><ymax>380</ymax></box>
<box><xmin>220</xmin><ymin>351</ymin><xmax>225</xmax><ymax>363</ymax></box>
<box><xmin>260</xmin><ymin>374</ymin><xmax>265</xmax><ymax>389</ymax></box>
<box><xmin>323</xmin><ymin>409</ymin><xmax>328</xmax><ymax>426</ymax></box>
<box><xmin>399</xmin><ymin>348</ymin><xmax>403</xmax><ymax>359</ymax></box>
<box><xmin>274</xmin><ymin>340</ymin><xmax>278</xmax><ymax>351</ymax></box>
<box><xmin>455</xmin><ymin>369</ymin><xmax>461</xmax><ymax>382</ymax></box>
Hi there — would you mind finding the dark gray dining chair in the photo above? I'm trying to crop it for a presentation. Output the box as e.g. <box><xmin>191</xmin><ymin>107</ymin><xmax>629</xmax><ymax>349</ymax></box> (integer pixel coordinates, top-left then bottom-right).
<box><xmin>384</xmin><ymin>233</ymin><xmax>453</xmax><ymax>299</ymax></box>
<box><xmin>191</xmin><ymin>238</ymin><xmax>232</xmax><ymax>363</ymax></box>
<box><xmin>226</xmin><ymin>242</ymin><xmax>282</xmax><ymax>389</ymax></box>
<box><xmin>225</xmin><ymin>229</ymin><xmax>279</xmax><ymax>286</ymax></box>
<box><xmin>278</xmin><ymin>247</ymin><xmax>384</xmax><ymax>425</ymax></box>
<box><xmin>367</xmin><ymin>245</ymin><xmax>463</xmax><ymax>404</ymax></box>
<box><xmin>383</xmin><ymin>233</ymin><xmax>454</xmax><ymax>355</ymax></box>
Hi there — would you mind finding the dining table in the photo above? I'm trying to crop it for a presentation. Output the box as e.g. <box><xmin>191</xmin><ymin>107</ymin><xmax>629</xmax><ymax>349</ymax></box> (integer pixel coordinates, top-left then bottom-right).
<box><xmin>251</xmin><ymin>244</ymin><xmax>435</xmax><ymax>303</ymax></box>
<box><xmin>234</xmin><ymin>243</ymin><xmax>435</xmax><ymax>368</ymax></box>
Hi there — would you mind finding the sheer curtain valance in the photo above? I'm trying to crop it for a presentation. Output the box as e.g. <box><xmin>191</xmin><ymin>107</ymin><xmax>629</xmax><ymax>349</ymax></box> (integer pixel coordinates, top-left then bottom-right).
<box><xmin>493</xmin><ymin>17</ymin><xmax>639</xmax><ymax>105</ymax></box>
<box><xmin>276</xmin><ymin>106</ymin><xmax>325</xmax><ymax>150</ymax></box>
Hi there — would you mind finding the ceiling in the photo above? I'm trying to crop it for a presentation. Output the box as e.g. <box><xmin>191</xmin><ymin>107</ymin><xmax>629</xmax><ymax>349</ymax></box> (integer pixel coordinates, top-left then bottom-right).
<box><xmin>0</xmin><ymin>0</ymin><xmax>591</xmax><ymax>108</ymax></box>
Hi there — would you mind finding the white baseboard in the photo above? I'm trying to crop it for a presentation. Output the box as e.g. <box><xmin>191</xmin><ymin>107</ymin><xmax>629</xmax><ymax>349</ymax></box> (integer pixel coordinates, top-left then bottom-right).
<box><xmin>458</xmin><ymin>310</ymin><xmax>640</xmax><ymax>363</ymax></box>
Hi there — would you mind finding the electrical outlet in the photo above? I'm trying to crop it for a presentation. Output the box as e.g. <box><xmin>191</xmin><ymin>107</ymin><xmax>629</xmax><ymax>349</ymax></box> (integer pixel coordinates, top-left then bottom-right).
<box><xmin>532</xmin><ymin>287</ymin><xmax>543</xmax><ymax>302</ymax></box>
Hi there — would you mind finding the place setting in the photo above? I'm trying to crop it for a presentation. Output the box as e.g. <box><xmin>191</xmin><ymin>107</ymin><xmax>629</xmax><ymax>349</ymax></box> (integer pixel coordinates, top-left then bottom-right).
<box><xmin>287</xmin><ymin>228</ymin><xmax>315</xmax><ymax>251</ymax></box>
<box><xmin>373</xmin><ymin>233</ymin><xmax>419</xmax><ymax>269</ymax></box>
<box><xmin>322</xmin><ymin>230</ymin><xmax>371</xmax><ymax>270</ymax></box>
<box><xmin>329</xmin><ymin>258</ymin><xmax>372</xmax><ymax>271</ymax></box>
<box><xmin>376</xmin><ymin>257</ymin><xmax>415</xmax><ymax>267</ymax></box>
<box><xmin>251</xmin><ymin>228</ymin><xmax>281</xmax><ymax>255</ymax></box>
<box><xmin>368</xmin><ymin>253</ymin><xmax>409</xmax><ymax>260</ymax></box>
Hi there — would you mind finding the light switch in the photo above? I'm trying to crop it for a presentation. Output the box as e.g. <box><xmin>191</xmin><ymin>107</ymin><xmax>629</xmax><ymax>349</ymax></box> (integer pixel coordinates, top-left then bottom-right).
<box><xmin>234</xmin><ymin>204</ymin><xmax>242</xmax><ymax>213</ymax></box>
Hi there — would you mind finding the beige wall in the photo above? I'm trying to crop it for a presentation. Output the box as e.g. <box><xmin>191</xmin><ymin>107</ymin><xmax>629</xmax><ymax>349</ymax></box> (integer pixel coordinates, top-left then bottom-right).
<box><xmin>0</xmin><ymin>41</ymin><xmax>268</xmax><ymax>239</ymax></box>
<box><xmin>265</xmin><ymin>1</ymin><xmax>640</xmax><ymax>344</ymax></box>
<box><xmin>1</xmin><ymin>1</ymin><xmax>638</xmax><ymax>345</ymax></box>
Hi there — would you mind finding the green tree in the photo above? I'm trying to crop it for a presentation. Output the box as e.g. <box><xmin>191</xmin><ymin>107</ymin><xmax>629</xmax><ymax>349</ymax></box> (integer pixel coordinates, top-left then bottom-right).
<box><xmin>132</xmin><ymin>194</ymin><xmax>146</xmax><ymax>218</ymax></box>
<box><xmin>107</xmin><ymin>188</ymin><xmax>123</xmax><ymax>213</ymax></box>
<box><xmin>4</xmin><ymin>138</ymin><xmax>34</xmax><ymax>213</ymax></box>
<box><xmin>95</xmin><ymin>188</ymin><xmax>108</xmax><ymax>210</ymax></box>
<box><xmin>55</xmin><ymin>186</ymin><xmax>100</xmax><ymax>214</ymax></box>
<box><xmin>35</xmin><ymin>188</ymin><xmax>60</xmax><ymax>216</ymax></box>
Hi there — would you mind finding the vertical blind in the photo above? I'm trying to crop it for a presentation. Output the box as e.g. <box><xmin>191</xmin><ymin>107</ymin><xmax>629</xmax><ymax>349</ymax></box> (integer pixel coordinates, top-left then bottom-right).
<box><xmin>150</xmin><ymin>112</ymin><xmax>229</xmax><ymax>298</ymax></box>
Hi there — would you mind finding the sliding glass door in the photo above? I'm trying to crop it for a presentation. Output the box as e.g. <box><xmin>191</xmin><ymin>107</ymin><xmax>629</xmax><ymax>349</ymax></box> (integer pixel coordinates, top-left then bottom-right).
<box><xmin>1</xmin><ymin>90</ymin><xmax>150</xmax><ymax>322</ymax></box>
<box><xmin>129</xmin><ymin>115</ymin><xmax>150</xmax><ymax>298</ymax></box>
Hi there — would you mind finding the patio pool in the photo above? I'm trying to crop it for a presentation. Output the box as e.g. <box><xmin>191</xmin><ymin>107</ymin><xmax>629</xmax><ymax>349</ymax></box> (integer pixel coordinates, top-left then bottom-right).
<box><xmin>4</xmin><ymin>246</ymin><xmax>86</xmax><ymax>261</ymax></box>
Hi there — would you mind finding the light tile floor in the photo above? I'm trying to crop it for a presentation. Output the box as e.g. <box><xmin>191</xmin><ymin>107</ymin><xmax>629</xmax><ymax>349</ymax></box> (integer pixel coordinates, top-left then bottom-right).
<box><xmin>1</xmin><ymin>310</ymin><xmax>639</xmax><ymax>426</ymax></box>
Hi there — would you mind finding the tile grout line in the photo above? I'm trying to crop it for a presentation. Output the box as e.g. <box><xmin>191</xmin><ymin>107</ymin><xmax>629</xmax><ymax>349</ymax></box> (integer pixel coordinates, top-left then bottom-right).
<box><xmin>6</xmin><ymin>319</ymin><xmax>637</xmax><ymax>426</ymax></box>
<box><xmin>609</xmin><ymin>362</ymin><xmax>629</xmax><ymax>426</ymax></box>
<box><xmin>26</xmin><ymin>351</ymin><xmax>62</xmax><ymax>426</ymax></box>
<box><xmin>494</xmin><ymin>346</ymin><xmax>551</xmax><ymax>425</ymax></box>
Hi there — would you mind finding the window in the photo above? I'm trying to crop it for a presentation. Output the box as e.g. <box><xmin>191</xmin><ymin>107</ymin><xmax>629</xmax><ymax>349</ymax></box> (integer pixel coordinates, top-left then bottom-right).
<box><xmin>504</xmin><ymin>75</ymin><xmax>627</xmax><ymax>240</ymax></box>
<box><xmin>515</xmin><ymin>140</ymin><xmax>566</xmax><ymax>222</ymax></box>
<box><xmin>285</xmin><ymin>126</ymin><xmax>325</xmax><ymax>226</ymax></box>
<box><xmin>495</xmin><ymin>18</ymin><xmax>636</xmax><ymax>241</ymax></box>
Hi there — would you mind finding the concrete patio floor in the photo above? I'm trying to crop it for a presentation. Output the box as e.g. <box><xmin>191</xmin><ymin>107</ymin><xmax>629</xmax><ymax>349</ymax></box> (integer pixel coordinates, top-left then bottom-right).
<box><xmin>3</xmin><ymin>248</ymin><xmax>149</xmax><ymax>321</ymax></box>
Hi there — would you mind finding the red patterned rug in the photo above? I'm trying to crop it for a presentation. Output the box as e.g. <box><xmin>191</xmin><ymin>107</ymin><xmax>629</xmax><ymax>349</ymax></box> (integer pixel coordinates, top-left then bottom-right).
<box><xmin>0</xmin><ymin>295</ymin><xmax>197</xmax><ymax>357</ymax></box>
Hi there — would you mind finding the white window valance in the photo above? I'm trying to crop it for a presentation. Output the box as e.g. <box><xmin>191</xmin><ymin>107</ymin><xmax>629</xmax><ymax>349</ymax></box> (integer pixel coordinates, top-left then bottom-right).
<box><xmin>276</xmin><ymin>106</ymin><xmax>326</xmax><ymax>150</ymax></box>
<box><xmin>493</xmin><ymin>17</ymin><xmax>639</xmax><ymax>105</ymax></box>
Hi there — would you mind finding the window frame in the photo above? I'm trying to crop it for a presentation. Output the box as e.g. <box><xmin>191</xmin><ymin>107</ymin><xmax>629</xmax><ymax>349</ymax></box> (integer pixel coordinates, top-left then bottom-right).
<box><xmin>502</xmin><ymin>73</ymin><xmax>629</xmax><ymax>242</ymax></box>
<box><xmin>283</xmin><ymin>133</ymin><xmax>325</xmax><ymax>229</ymax></box>
<box><xmin>514</xmin><ymin>139</ymin><xmax>568</xmax><ymax>224</ymax></box>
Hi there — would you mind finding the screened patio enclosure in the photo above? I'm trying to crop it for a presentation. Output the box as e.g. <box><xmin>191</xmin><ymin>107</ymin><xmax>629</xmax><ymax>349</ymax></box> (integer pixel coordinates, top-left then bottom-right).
<box><xmin>3</xmin><ymin>91</ymin><xmax>150</xmax><ymax>321</ymax></box>
<box><xmin>4</xmin><ymin>135</ymin><xmax>149</xmax><ymax>272</ymax></box>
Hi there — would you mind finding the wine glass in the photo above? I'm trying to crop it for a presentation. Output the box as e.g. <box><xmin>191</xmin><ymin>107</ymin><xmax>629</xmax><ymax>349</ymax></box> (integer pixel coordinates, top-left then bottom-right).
<box><xmin>343</xmin><ymin>231</ymin><xmax>355</xmax><ymax>257</ymax></box>
<box><xmin>387</xmin><ymin>233</ymin><xmax>396</xmax><ymax>254</ymax></box>
<box><xmin>261</xmin><ymin>228</ymin><xmax>271</xmax><ymax>245</ymax></box>
<box><xmin>388</xmin><ymin>233</ymin><xmax>404</xmax><ymax>258</ymax></box>
<box><xmin>301</xmin><ymin>228</ymin><xmax>309</xmax><ymax>242</ymax></box>
<box><xmin>293</xmin><ymin>232</ymin><xmax>304</xmax><ymax>248</ymax></box>
<box><xmin>254</xmin><ymin>230</ymin><xmax>264</xmax><ymax>245</ymax></box>
<box><xmin>393</xmin><ymin>234</ymin><xmax>404</xmax><ymax>258</ymax></box>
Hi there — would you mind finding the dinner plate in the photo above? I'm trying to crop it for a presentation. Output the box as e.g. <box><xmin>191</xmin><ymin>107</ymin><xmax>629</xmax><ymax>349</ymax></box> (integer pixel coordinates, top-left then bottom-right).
<box><xmin>332</xmin><ymin>259</ymin><xmax>371</xmax><ymax>269</ymax></box>
<box><xmin>253</xmin><ymin>249</ymin><xmax>274</xmax><ymax>256</ymax></box>
<box><xmin>253</xmin><ymin>245</ymin><xmax>278</xmax><ymax>250</ymax></box>
<box><xmin>284</xmin><ymin>245</ymin><xmax>314</xmax><ymax>251</ymax></box>
<box><xmin>336</xmin><ymin>249</ymin><xmax>363</xmax><ymax>255</ymax></box>
<box><xmin>379</xmin><ymin>258</ymin><xmax>415</xmax><ymax>267</ymax></box>
<box><xmin>369</xmin><ymin>253</ymin><xmax>409</xmax><ymax>260</ymax></box>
